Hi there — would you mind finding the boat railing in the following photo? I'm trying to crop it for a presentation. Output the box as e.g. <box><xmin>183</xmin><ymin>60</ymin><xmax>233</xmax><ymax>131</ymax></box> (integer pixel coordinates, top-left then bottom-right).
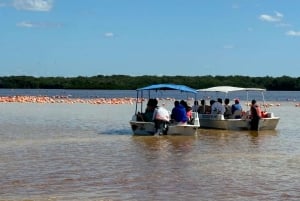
<box><xmin>198</xmin><ymin>114</ymin><xmax>224</xmax><ymax>120</ymax></box>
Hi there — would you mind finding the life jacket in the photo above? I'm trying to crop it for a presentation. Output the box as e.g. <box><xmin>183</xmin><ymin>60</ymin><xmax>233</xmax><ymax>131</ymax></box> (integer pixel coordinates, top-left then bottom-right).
<box><xmin>256</xmin><ymin>105</ymin><xmax>262</xmax><ymax>118</ymax></box>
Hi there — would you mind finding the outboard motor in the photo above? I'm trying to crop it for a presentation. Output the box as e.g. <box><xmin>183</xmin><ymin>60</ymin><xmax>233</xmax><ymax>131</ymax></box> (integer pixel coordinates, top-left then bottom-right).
<box><xmin>161</xmin><ymin>122</ymin><xmax>169</xmax><ymax>135</ymax></box>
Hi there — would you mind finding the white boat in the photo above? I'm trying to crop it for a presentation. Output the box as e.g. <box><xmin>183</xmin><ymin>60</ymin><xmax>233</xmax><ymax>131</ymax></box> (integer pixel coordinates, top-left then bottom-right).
<box><xmin>129</xmin><ymin>84</ymin><xmax>200</xmax><ymax>136</ymax></box>
<box><xmin>197</xmin><ymin>86</ymin><xmax>280</xmax><ymax>131</ymax></box>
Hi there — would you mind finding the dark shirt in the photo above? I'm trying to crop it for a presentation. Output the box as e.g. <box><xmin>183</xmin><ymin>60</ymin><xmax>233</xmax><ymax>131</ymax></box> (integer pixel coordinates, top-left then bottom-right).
<box><xmin>224</xmin><ymin>104</ymin><xmax>232</xmax><ymax>118</ymax></box>
<box><xmin>251</xmin><ymin>104</ymin><xmax>261</xmax><ymax>119</ymax></box>
<box><xmin>143</xmin><ymin>111</ymin><xmax>154</xmax><ymax>122</ymax></box>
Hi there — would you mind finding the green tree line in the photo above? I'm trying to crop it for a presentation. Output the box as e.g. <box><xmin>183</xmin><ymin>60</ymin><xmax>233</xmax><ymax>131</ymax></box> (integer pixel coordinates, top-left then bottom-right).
<box><xmin>0</xmin><ymin>75</ymin><xmax>300</xmax><ymax>90</ymax></box>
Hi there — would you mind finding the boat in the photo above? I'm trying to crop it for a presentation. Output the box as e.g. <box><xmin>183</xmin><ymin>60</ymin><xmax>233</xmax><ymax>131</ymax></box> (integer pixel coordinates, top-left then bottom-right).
<box><xmin>129</xmin><ymin>84</ymin><xmax>200</xmax><ymax>135</ymax></box>
<box><xmin>197</xmin><ymin>86</ymin><xmax>280</xmax><ymax>130</ymax></box>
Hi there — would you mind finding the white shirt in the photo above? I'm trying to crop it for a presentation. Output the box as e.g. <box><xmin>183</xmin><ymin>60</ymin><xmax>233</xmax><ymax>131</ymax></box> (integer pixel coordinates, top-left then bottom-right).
<box><xmin>211</xmin><ymin>102</ymin><xmax>225</xmax><ymax>114</ymax></box>
<box><xmin>153</xmin><ymin>106</ymin><xmax>170</xmax><ymax>121</ymax></box>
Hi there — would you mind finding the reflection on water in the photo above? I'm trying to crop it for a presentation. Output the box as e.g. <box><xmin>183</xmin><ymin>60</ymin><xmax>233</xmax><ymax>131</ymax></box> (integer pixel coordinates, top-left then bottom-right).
<box><xmin>0</xmin><ymin>103</ymin><xmax>300</xmax><ymax>200</ymax></box>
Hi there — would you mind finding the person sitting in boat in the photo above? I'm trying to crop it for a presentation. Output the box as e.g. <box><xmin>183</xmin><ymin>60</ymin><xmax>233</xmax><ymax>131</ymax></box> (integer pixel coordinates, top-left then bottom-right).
<box><xmin>197</xmin><ymin>99</ymin><xmax>207</xmax><ymax>114</ymax></box>
<box><xmin>231</xmin><ymin>98</ymin><xmax>243</xmax><ymax>119</ymax></box>
<box><xmin>153</xmin><ymin>104</ymin><xmax>170</xmax><ymax>134</ymax></box>
<box><xmin>192</xmin><ymin>100</ymin><xmax>199</xmax><ymax>112</ymax></box>
<box><xmin>250</xmin><ymin>99</ymin><xmax>262</xmax><ymax>130</ymax></box>
<box><xmin>224</xmin><ymin>98</ymin><xmax>232</xmax><ymax>119</ymax></box>
<box><xmin>171</xmin><ymin>100</ymin><xmax>188</xmax><ymax>124</ymax></box>
<box><xmin>211</xmin><ymin>98</ymin><xmax>225</xmax><ymax>115</ymax></box>
<box><xmin>137</xmin><ymin>98</ymin><xmax>157</xmax><ymax>122</ymax></box>
<box><xmin>179</xmin><ymin>100</ymin><xmax>193</xmax><ymax>122</ymax></box>
<box><xmin>206</xmin><ymin>99</ymin><xmax>215</xmax><ymax>114</ymax></box>
<box><xmin>186</xmin><ymin>106</ymin><xmax>193</xmax><ymax>123</ymax></box>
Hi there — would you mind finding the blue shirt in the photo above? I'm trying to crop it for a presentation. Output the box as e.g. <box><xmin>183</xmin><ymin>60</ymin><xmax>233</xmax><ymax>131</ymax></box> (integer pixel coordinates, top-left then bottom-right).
<box><xmin>231</xmin><ymin>103</ymin><xmax>242</xmax><ymax>114</ymax></box>
<box><xmin>171</xmin><ymin>104</ymin><xmax>188</xmax><ymax>122</ymax></box>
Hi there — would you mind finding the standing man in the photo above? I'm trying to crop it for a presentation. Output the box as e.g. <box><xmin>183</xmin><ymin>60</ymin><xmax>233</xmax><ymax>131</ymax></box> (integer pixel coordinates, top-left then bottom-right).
<box><xmin>250</xmin><ymin>99</ymin><xmax>261</xmax><ymax>130</ymax></box>
<box><xmin>153</xmin><ymin>104</ymin><xmax>170</xmax><ymax>135</ymax></box>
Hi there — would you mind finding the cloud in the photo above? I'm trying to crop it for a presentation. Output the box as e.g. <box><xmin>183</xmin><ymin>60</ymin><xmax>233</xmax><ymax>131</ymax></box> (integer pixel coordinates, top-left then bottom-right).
<box><xmin>104</xmin><ymin>32</ymin><xmax>115</xmax><ymax>38</ymax></box>
<box><xmin>286</xmin><ymin>30</ymin><xmax>300</xmax><ymax>36</ymax></box>
<box><xmin>17</xmin><ymin>21</ymin><xmax>62</xmax><ymax>28</ymax></box>
<box><xmin>17</xmin><ymin>21</ymin><xmax>34</xmax><ymax>27</ymax></box>
<box><xmin>259</xmin><ymin>11</ymin><xmax>283</xmax><ymax>22</ymax></box>
<box><xmin>13</xmin><ymin>0</ymin><xmax>53</xmax><ymax>11</ymax></box>
<box><xmin>259</xmin><ymin>14</ymin><xmax>281</xmax><ymax>22</ymax></box>
<box><xmin>275</xmin><ymin>11</ymin><xmax>283</xmax><ymax>18</ymax></box>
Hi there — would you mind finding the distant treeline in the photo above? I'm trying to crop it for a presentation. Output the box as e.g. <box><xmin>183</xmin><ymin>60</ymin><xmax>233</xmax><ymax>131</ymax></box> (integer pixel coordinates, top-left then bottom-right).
<box><xmin>0</xmin><ymin>75</ymin><xmax>300</xmax><ymax>91</ymax></box>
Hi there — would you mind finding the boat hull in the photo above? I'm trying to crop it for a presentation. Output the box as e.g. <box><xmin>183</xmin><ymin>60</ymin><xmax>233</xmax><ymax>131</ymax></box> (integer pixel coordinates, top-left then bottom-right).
<box><xmin>130</xmin><ymin>112</ymin><xmax>200</xmax><ymax>136</ymax></box>
<box><xmin>130</xmin><ymin>121</ymin><xmax>156</xmax><ymax>136</ymax></box>
<box><xmin>199</xmin><ymin>114</ymin><xmax>280</xmax><ymax>130</ymax></box>
<box><xmin>167</xmin><ymin>124</ymin><xmax>198</xmax><ymax>135</ymax></box>
<box><xmin>130</xmin><ymin>121</ymin><xmax>199</xmax><ymax>136</ymax></box>
<box><xmin>257</xmin><ymin>117</ymin><xmax>280</xmax><ymax>130</ymax></box>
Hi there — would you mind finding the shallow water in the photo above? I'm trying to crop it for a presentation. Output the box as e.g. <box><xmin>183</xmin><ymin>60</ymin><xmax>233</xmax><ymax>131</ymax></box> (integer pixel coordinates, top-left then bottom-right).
<box><xmin>0</xmin><ymin>101</ymin><xmax>300</xmax><ymax>201</ymax></box>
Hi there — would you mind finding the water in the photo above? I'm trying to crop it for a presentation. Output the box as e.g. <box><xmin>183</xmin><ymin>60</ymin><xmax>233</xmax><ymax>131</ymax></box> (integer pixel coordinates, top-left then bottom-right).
<box><xmin>0</xmin><ymin>89</ymin><xmax>137</xmax><ymax>99</ymax></box>
<box><xmin>0</xmin><ymin>90</ymin><xmax>300</xmax><ymax>200</ymax></box>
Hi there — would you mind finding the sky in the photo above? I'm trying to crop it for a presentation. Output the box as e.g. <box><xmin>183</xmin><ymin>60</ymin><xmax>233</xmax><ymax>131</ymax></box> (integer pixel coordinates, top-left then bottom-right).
<box><xmin>1</xmin><ymin>0</ymin><xmax>300</xmax><ymax>77</ymax></box>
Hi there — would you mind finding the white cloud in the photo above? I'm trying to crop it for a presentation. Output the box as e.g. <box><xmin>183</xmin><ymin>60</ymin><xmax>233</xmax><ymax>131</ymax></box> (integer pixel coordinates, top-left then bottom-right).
<box><xmin>259</xmin><ymin>14</ymin><xmax>281</xmax><ymax>22</ymax></box>
<box><xmin>17</xmin><ymin>21</ymin><xmax>62</xmax><ymax>28</ymax></box>
<box><xmin>104</xmin><ymin>32</ymin><xmax>114</xmax><ymax>38</ymax></box>
<box><xmin>17</xmin><ymin>21</ymin><xmax>34</xmax><ymax>27</ymax></box>
<box><xmin>13</xmin><ymin>0</ymin><xmax>53</xmax><ymax>11</ymax></box>
<box><xmin>259</xmin><ymin>11</ymin><xmax>283</xmax><ymax>22</ymax></box>
<box><xmin>275</xmin><ymin>11</ymin><xmax>283</xmax><ymax>18</ymax></box>
<box><xmin>286</xmin><ymin>30</ymin><xmax>300</xmax><ymax>36</ymax></box>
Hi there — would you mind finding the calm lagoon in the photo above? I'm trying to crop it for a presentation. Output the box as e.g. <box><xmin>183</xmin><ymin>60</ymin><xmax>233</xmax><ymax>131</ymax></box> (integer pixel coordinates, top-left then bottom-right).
<box><xmin>0</xmin><ymin>90</ymin><xmax>299</xmax><ymax>200</ymax></box>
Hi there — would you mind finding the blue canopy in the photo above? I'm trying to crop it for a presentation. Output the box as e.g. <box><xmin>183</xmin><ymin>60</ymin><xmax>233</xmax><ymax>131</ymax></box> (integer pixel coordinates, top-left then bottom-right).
<box><xmin>137</xmin><ymin>84</ymin><xmax>197</xmax><ymax>94</ymax></box>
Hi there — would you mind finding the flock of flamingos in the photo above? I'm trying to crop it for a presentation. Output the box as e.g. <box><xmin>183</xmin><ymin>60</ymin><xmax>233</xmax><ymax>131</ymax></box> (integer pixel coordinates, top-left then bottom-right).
<box><xmin>0</xmin><ymin>95</ymin><xmax>300</xmax><ymax>107</ymax></box>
